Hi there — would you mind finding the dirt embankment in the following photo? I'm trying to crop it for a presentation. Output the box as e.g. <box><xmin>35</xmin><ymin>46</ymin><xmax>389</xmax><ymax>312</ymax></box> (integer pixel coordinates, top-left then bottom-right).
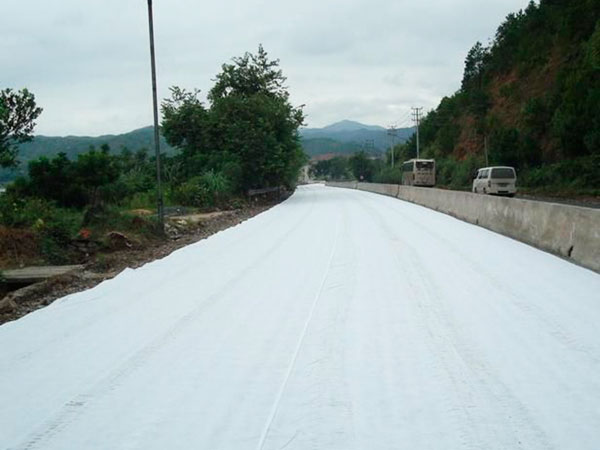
<box><xmin>0</xmin><ymin>202</ymin><xmax>278</xmax><ymax>325</ymax></box>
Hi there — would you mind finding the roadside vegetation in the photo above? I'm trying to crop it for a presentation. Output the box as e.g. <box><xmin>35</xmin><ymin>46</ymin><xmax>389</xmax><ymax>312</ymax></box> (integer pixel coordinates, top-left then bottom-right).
<box><xmin>0</xmin><ymin>46</ymin><xmax>305</xmax><ymax>267</ymax></box>
<box><xmin>398</xmin><ymin>0</ymin><xmax>600</xmax><ymax>195</ymax></box>
<box><xmin>310</xmin><ymin>152</ymin><xmax>384</xmax><ymax>183</ymax></box>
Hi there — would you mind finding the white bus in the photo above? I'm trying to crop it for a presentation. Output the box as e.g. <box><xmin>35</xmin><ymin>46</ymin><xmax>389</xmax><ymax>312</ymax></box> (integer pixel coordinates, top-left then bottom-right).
<box><xmin>402</xmin><ymin>159</ymin><xmax>436</xmax><ymax>187</ymax></box>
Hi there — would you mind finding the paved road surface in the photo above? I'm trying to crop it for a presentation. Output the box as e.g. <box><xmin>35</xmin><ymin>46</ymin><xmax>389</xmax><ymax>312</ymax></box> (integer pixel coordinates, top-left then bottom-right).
<box><xmin>1</xmin><ymin>184</ymin><xmax>599</xmax><ymax>449</ymax></box>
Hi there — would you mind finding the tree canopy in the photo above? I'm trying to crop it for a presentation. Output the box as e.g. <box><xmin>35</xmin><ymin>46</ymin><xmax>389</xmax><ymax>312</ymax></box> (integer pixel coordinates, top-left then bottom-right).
<box><xmin>0</xmin><ymin>88</ymin><xmax>43</xmax><ymax>167</ymax></box>
<box><xmin>461</xmin><ymin>42</ymin><xmax>489</xmax><ymax>91</ymax></box>
<box><xmin>161</xmin><ymin>45</ymin><xmax>306</xmax><ymax>192</ymax></box>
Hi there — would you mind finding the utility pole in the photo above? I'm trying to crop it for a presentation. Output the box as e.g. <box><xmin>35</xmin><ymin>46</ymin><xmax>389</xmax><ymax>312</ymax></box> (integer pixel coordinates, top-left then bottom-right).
<box><xmin>387</xmin><ymin>126</ymin><xmax>397</xmax><ymax>167</ymax></box>
<box><xmin>484</xmin><ymin>135</ymin><xmax>489</xmax><ymax>166</ymax></box>
<box><xmin>146</xmin><ymin>0</ymin><xmax>164</xmax><ymax>232</ymax></box>
<box><xmin>412</xmin><ymin>107</ymin><xmax>423</xmax><ymax>159</ymax></box>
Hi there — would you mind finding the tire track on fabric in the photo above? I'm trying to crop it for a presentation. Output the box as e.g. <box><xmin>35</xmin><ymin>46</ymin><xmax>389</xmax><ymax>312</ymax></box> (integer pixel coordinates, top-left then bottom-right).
<box><xmin>353</xmin><ymin>191</ymin><xmax>554</xmax><ymax>450</ymax></box>
<box><xmin>255</xmin><ymin>210</ymin><xmax>343</xmax><ymax>450</ymax></box>
<box><xmin>1</xmin><ymin>191</ymin><xmax>310</xmax><ymax>370</ymax></box>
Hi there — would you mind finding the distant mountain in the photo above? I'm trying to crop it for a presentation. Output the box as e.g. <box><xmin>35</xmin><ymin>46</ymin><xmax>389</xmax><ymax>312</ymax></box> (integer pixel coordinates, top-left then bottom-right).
<box><xmin>0</xmin><ymin>120</ymin><xmax>414</xmax><ymax>183</ymax></box>
<box><xmin>320</xmin><ymin>120</ymin><xmax>386</xmax><ymax>133</ymax></box>
<box><xmin>0</xmin><ymin>127</ymin><xmax>174</xmax><ymax>183</ymax></box>
<box><xmin>17</xmin><ymin>126</ymin><xmax>174</xmax><ymax>161</ymax></box>
<box><xmin>300</xmin><ymin>120</ymin><xmax>414</xmax><ymax>158</ymax></box>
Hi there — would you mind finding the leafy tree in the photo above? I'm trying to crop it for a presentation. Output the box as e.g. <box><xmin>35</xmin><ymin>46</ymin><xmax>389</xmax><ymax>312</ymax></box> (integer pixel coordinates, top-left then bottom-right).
<box><xmin>161</xmin><ymin>87</ymin><xmax>210</xmax><ymax>165</ymax></box>
<box><xmin>0</xmin><ymin>88</ymin><xmax>43</xmax><ymax>167</ymax></box>
<box><xmin>389</xmin><ymin>142</ymin><xmax>414</xmax><ymax>165</ymax></box>
<box><xmin>462</xmin><ymin>42</ymin><xmax>489</xmax><ymax>90</ymax></box>
<box><xmin>13</xmin><ymin>146</ymin><xmax>120</xmax><ymax>209</ymax></box>
<box><xmin>586</xmin><ymin>21</ymin><xmax>600</xmax><ymax>71</ymax></box>
<box><xmin>207</xmin><ymin>45</ymin><xmax>306</xmax><ymax>190</ymax></box>
<box><xmin>349</xmin><ymin>151</ymin><xmax>376</xmax><ymax>181</ymax></box>
<box><xmin>208</xmin><ymin>45</ymin><xmax>290</xmax><ymax>102</ymax></box>
<box><xmin>162</xmin><ymin>45</ymin><xmax>306</xmax><ymax>192</ymax></box>
<box><xmin>490</xmin><ymin>10</ymin><xmax>527</xmax><ymax>69</ymax></box>
<box><xmin>74</xmin><ymin>146</ymin><xmax>120</xmax><ymax>207</ymax></box>
<box><xmin>310</xmin><ymin>157</ymin><xmax>351</xmax><ymax>180</ymax></box>
<box><xmin>27</xmin><ymin>153</ymin><xmax>84</xmax><ymax>207</ymax></box>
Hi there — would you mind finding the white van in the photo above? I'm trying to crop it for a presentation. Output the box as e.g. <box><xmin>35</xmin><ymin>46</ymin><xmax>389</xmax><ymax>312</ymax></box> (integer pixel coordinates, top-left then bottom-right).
<box><xmin>472</xmin><ymin>166</ymin><xmax>517</xmax><ymax>196</ymax></box>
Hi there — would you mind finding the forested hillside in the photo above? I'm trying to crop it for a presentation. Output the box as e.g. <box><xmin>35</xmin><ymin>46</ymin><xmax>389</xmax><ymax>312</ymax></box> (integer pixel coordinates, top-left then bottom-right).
<box><xmin>0</xmin><ymin>127</ymin><xmax>174</xmax><ymax>183</ymax></box>
<box><xmin>300</xmin><ymin>138</ymin><xmax>365</xmax><ymax>158</ymax></box>
<box><xmin>394</xmin><ymin>0</ymin><xmax>600</xmax><ymax>193</ymax></box>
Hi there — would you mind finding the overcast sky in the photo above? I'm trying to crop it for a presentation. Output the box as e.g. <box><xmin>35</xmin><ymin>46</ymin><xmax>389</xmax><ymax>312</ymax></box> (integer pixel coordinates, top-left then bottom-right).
<box><xmin>2</xmin><ymin>0</ymin><xmax>530</xmax><ymax>136</ymax></box>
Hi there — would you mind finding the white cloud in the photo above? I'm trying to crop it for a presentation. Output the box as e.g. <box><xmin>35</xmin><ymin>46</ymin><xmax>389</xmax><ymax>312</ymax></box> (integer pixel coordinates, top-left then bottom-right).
<box><xmin>1</xmin><ymin>0</ymin><xmax>530</xmax><ymax>135</ymax></box>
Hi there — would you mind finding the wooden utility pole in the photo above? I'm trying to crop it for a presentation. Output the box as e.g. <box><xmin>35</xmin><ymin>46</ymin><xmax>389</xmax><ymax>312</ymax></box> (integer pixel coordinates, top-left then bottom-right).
<box><xmin>387</xmin><ymin>126</ymin><xmax>397</xmax><ymax>167</ymax></box>
<box><xmin>484</xmin><ymin>135</ymin><xmax>489</xmax><ymax>166</ymax></box>
<box><xmin>412</xmin><ymin>107</ymin><xmax>423</xmax><ymax>159</ymax></box>
<box><xmin>147</xmin><ymin>0</ymin><xmax>164</xmax><ymax>231</ymax></box>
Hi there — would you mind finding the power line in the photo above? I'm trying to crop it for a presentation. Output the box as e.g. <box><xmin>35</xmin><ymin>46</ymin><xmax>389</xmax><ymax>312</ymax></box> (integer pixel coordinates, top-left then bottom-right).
<box><xmin>396</xmin><ymin>111</ymin><xmax>413</xmax><ymax>128</ymax></box>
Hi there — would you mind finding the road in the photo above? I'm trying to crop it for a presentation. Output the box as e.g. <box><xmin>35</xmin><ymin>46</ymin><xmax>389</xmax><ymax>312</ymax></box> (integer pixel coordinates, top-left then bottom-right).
<box><xmin>1</xmin><ymin>184</ymin><xmax>599</xmax><ymax>450</ymax></box>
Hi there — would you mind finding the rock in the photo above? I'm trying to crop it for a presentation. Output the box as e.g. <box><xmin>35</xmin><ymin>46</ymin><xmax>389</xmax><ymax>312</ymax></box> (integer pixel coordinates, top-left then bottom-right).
<box><xmin>71</xmin><ymin>239</ymin><xmax>101</xmax><ymax>255</ymax></box>
<box><xmin>106</xmin><ymin>231</ymin><xmax>133</xmax><ymax>250</ymax></box>
<box><xmin>0</xmin><ymin>297</ymin><xmax>17</xmax><ymax>313</ymax></box>
<box><xmin>164</xmin><ymin>223</ymin><xmax>182</xmax><ymax>240</ymax></box>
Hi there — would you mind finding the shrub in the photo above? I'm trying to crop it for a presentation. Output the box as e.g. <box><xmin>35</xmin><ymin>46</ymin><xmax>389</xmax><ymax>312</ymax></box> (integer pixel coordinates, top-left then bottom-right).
<box><xmin>127</xmin><ymin>191</ymin><xmax>158</xmax><ymax>210</ymax></box>
<box><xmin>172</xmin><ymin>171</ymin><xmax>233</xmax><ymax>208</ymax></box>
<box><xmin>0</xmin><ymin>194</ymin><xmax>82</xmax><ymax>264</ymax></box>
<box><xmin>520</xmin><ymin>155</ymin><xmax>600</xmax><ymax>193</ymax></box>
<box><xmin>435</xmin><ymin>155</ymin><xmax>484</xmax><ymax>189</ymax></box>
<box><xmin>374</xmin><ymin>167</ymin><xmax>403</xmax><ymax>184</ymax></box>
<box><xmin>0</xmin><ymin>195</ymin><xmax>61</xmax><ymax>228</ymax></box>
<box><xmin>36</xmin><ymin>212</ymin><xmax>80</xmax><ymax>264</ymax></box>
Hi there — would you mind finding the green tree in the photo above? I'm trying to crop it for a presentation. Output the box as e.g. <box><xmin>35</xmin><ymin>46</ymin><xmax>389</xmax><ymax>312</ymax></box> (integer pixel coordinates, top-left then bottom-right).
<box><xmin>310</xmin><ymin>157</ymin><xmax>351</xmax><ymax>180</ymax></box>
<box><xmin>162</xmin><ymin>45</ymin><xmax>306</xmax><ymax>192</ymax></box>
<box><xmin>349</xmin><ymin>151</ymin><xmax>376</xmax><ymax>181</ymax></box>
<box><xmin>461</xmin><ymin>42</ymin><xmax>489</xmax><ymax>91</ymax></box>
<box><xmin>161</xmin><ymin>87</ymin><xmax>210</xmax><ymax>167</ymax></box>
<box><xmin>27</xmin><ymin>152</ymin><xmax>84</xmax><ymax>207</ymax></box>
<box><xmin>75</xmin><ymin>146</ymin><xmax>120</xmax><ymax>207</ymax></box>
<box><xmin>16</xmin><ymin>146</ymin><xmax>121</xmax><ymax>208</ymax></box>
<box><xmin>0</xmin><ymin>88</ymin><xmax>43</xmax><ymax>167</ymax></box>
<box><xmin>207</xmin><ymin>45</ymin><xmax>306</xmax><ymax>190</ymax></box>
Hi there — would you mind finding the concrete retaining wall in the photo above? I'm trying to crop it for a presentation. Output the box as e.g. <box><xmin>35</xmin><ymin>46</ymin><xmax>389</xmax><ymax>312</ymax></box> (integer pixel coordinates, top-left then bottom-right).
<box><xmin>326</xmin><ymin>181</ymin><xmax>600</xmax><ymax>273</ymax></box>
<box><xmin>327</xmin><ymin>181</ymin><xmax>357</xmax><ymax>190</ymax></box>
